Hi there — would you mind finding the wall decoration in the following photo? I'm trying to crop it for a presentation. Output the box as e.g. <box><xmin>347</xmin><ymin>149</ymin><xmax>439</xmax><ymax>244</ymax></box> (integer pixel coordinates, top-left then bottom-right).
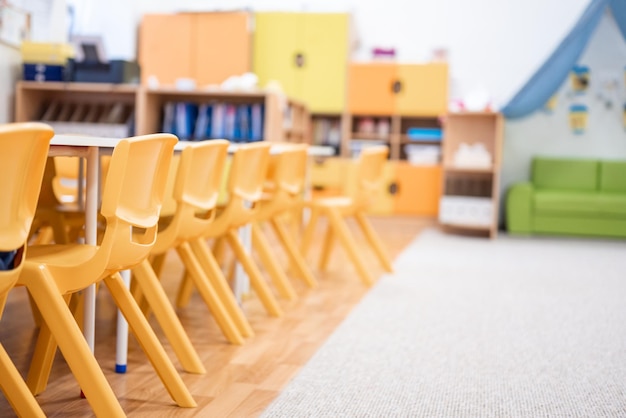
<box><xmin>570</xmin><ymin>65</ymin><xmax>590</xmax><ymax>94</ymax></box>
<box><xmin>569</xmin><ymin>104</ymin><xmax>588</xmax><ymax>134</ymax></box>
<box><xmin>0</xmin><ymin>1</ymin><xmax>30</xmax><ymax>48</ymax></box>
<box><xmin>542</xmin><ymin>94</ymin><xmax>558</xmax><ymax>114</ymax></box>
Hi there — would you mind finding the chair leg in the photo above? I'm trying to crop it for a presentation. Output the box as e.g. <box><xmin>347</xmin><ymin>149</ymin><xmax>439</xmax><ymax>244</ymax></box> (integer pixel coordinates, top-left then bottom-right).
<box><xmin>251</xmin><ymin>223</ymin><xmax>297</xmax><ymax>300</ymax></box>
<box><xmin>131</xmin><ymin>260</ymin><xmax>206</xmax><ymax>373</ymax></box>
<box><xmin>300</xmin><ymin>207</ymin><xmax>320</xmax><ymax>259</ymax></box>
<box><xmin>176</xmin><ymin>243</ymin><xmax>244</xmax><ymax>345</ymax></box>
<box><xmin>326</xmin><ymin>208</ymin><xmax>376</xmax><ymax>286</ymax></box>
<box><xmin>318</xmin><ymin>225</ymin><xmax>335</xmax><ymax>271</ymax></box>
<box><xmin>26</xmin><ymin>293</ymin><xmax>71</xmax><ymax>395</ymax></box>
<box><xmin>212</xmin><ymin>236</ymin><xmax>227</xmax><ymax>267</ymax></box>
<box><xmin>69</xmin><ymin>292</ymin><xmax>84</xmax><ymax>331</ymax></box>
<box><xmin>190</xmin><ymin>238</ymin><xmax>254</xmax><ymax>338</ymax></box>
<box><xmin>27</xmin><ymin>292</ymin><xmax>44</xmax><ymax>328</ymax></box>
<box><xmin>354</xmin><ymin>212</ymin><xmax>393</xmax><ymax>272</ymax></box>
<box><xmin>176</xmin><ymin>270</ymin><xmax>194</xmax><ymax>308</ymax></box>
<box><xmin>225</xmin><ymin>229</ymin><xmax>283</xmax><ymax>317</ymax></box>
<box><xmin>23</xmin><ymin>269</ymin><xmax>126</xmax><ymax>417</ymax></box>
<box><xmin>104</xmin><ymin>272</ymin><xmax>196</xmax><ymax>408</ymax></box>
<box><xmin>151</xmin><ymin>252</ymin><xmax>167</xmax><ymax>278</ymax></box>
<box><xmin>0</xmin><ymin>343</ymin><xmax>45</xmax><ymax>418</ymax></box>
<box><xmin>270</xmin><ymin>218</ymin><xmax>317</xmax><ymax>288</ymax></box>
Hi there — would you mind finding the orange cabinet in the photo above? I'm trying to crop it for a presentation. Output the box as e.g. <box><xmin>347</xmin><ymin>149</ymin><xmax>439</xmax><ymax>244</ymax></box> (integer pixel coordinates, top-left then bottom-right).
<box><xmin>139</xmin><ymin>14</ymin><xmax>194</xmax><ymax>85</ymax></box>
<box><xmin>394</xmin><ymin>163</ymin><xmax>442</xmax><ymax>215</ymax></box>
<box><xmin>315</xmin><ymin>158</ymin><xmax>442</xmax><ymax>216</ymax></box>
<box><xmin>348</xmin><ymin>63</ymin><xmax>396</xmax><ymax>115</ymax></box>
<box><xmin>348</xmin><ymin>63</ymin><xmax>448</xmax><ymax>117</ymax></box>
<box><xmin>139</xmin><ymin>12</ymin><xmax>251</xmax><ymax>86</ymax></box>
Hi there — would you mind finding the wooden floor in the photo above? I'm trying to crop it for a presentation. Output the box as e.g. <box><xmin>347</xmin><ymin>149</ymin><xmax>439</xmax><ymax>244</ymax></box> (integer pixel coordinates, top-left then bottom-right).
<box><xmin>0</xmin><ymin>216</ymin><xmax>434</xmax><ymax>417</ymax></box>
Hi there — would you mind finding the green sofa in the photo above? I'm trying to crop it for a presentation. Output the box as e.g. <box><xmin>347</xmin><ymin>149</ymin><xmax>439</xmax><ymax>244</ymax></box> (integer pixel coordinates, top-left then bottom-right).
<box><xmin>507</xmin><ymin>157</ymin><xmax>626</xmax><ymax>238</ymax></box>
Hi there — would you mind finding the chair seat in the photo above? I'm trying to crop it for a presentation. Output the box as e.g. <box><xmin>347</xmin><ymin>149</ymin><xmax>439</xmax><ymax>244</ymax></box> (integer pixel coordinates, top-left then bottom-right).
<box><xmin>310</xmin><ymin>196</ymin><xmax>354</xmax><ymax>208</ymax></box>
<box><xmin>26</xmin><ymin>244</ymin><xmax>98</xmax><ymax>265</ymax></box>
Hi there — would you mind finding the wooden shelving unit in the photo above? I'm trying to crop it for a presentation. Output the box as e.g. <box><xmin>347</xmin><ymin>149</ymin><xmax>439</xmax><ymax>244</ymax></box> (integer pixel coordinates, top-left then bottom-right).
<box><xmin>136</xmin><ymin>87</ymin><xmax>292</xmax><ymax>141</ymax></box>
<box><xmin>439</xmin><ymin>112</ymin><xmax>503</xmax><ymax>238</ymax></box>
<box><xmin>15</xmin><ymin>81</ymin><xmax>138</xmax><ymax>137</ymax></box>
<box><xmin>15</xmin><ymin>82</ymin><xmax>309</xmax><ymax>144</ymax></box>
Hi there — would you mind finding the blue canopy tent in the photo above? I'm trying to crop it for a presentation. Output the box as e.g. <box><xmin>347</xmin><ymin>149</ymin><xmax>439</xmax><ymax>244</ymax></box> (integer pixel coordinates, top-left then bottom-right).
<box><xmin>502</xmin><ymin>0</ymin><xmax>626</xmax><ymax>118</ymax></box>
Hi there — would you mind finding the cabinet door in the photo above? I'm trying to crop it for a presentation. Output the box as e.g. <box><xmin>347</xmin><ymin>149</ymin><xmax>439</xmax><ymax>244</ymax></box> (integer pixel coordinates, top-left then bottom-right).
<box><xmin>299</xmin><ymin>13</ymin><xmax>349</xmax><ymax>113</ymax></box>
<box><xmin>394</xmin><ymin>163</ymin><xmax>442</xmax><ymax>215</ymax></box>
<box><xmin>139</xmin><ymin>14</ymin><xmax>193</xmax><ymax>85</ymax></box>
<box><xmin>396</xmin><ymin>63</ymin><xmax>448</xmax><ymax>116</ymax></box>
<box><xmin>194</xmin><ymin>12</ymin><xmax>251</xmax><ymax>86</ymax></box>
<box><xmin>253</xmin><ymin>13</ymin><xmax>302</xmax><ymax>100</ymax></box>
<box><xmin>309</xmin><ymin>157</ymin><xmax>348</xmax><ymax>197</ymax></box>
<box><xmin>348</xmin><ymin>63</ymin><xmax>396</xmax><ymax>115</ymax></box>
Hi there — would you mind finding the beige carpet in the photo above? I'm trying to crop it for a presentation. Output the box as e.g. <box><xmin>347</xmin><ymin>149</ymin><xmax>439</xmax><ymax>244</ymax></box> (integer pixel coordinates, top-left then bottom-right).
<box><xmin>261</xmin><ymin>229</ymin><xmax>626</xmax><ymax>417</ymax></box>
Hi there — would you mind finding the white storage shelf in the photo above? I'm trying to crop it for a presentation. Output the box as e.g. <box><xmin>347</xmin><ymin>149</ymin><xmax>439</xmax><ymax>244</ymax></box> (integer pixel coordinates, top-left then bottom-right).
<box><xmin>439</xmin><ymin>196</ymin><xmax>493</xmax><ymax>228</ymax></box>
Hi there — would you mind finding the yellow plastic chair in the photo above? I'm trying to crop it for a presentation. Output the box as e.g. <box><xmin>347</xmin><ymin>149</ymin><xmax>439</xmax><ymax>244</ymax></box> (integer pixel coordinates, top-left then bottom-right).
<box><xmin>131</xmin><ymin>139</ymin><xmax>252</xmax><ymax>358</ymax></box>
<box><xmin>301</xmin><ymin>145</ymin><xmax>394</xmax><ymax>285</ymax></box>
<box><xmin>177</xmin><ymin>142</ymin><xmax>284</xmax><ymax>318</ymax></box>
<box><xmin>0</xmin><ymin>122</ymin><xmax>54</xmax><ymax>418</ymax></box>
<box><xmin>252</xmin><ymin>144</ymin><xmax>317</xmax><ymax>289</ymax></box>
<box><xmin>17</xmin><ymin>134</ymin><xmax>197</xmax><ymax>416</ymax></box>
<box><xmin>52</xmin><ymin>156</ymin><xmax>85</xmax><ymax>204</ymax></box>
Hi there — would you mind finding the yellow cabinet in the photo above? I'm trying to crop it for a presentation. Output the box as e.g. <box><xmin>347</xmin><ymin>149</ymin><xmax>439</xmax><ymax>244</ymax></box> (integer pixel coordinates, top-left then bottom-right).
<box><xmin>309</xmin><ymin>157</ymin><xmax>349</xmax><ymax>198</ymax></box>
<box><xmin>139</xmin><ymin>12</ymin><xmax>252</xmax><ymax>86</ymax></box>
<box><xmin>254</xmin><ymin>12</ymin><xmax>349</xmax><ymax>113</ymax></box>
<box><xmin>253</xmin><ymin>13</ymin><xmax>301</xmax><ymax>100</ymax></box>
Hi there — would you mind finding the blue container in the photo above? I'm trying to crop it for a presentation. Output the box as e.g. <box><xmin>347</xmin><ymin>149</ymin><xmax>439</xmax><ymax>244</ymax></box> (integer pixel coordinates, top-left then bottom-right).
<box><xmin>23</xmin><ymin>63</ymin><xmax>66</xmax><ymax>81</ymax></box>
<box><xmin>406</xmin><ymin>127</ymin><xmax>442</xmax><ymax>141</ymax></box>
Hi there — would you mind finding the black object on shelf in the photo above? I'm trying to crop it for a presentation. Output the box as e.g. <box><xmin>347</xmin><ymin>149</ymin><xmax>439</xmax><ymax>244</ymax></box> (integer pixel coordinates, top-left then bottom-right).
<box><xmin>73</xmin><ymin>60</ymin><xmax>140</xmax><ymax>84</ymax></box>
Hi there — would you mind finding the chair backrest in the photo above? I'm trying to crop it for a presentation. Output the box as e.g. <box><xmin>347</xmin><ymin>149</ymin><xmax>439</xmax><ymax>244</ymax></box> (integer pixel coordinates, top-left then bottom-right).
<box><xmin>204</xmin><ymin>142</ymin><xmax>271</xmax><ymax>231</ymax></box>
<box><xmin>0</xmin><ymin>122</ymin><xmax>54</xmax><ymax>309</ymax></box>
<box><xmin>227</xmin><ymin>142</ymin><xmax>271</xmax><ymax>202</ymax></box>
<box><xmin>269</xmin><ymin>144</ymin><xmax>308</xmax><ymax>196</ymax></box>
<box><xmin>171</xmin><ymin>140</ymin><xmax>229</xmax><ymax>241</ymax></box>
<box><xmin>99</xmin><ymin>134</ymin><xmax>177</xmax><ymax>271</ymax></box>
<box><xmin>353</xmin><ymin>145</ymin><xmax>389</xmax><ymax>209</ymax></box>
<box><xmin>52</xmin><ymin>156</ymin><xmax>85</xmax><ymax>204</ymax></box>
<box><xmin>257</xmin><ymin>144</ymin><xmax>308</xmax><ymax>219</ymax></box>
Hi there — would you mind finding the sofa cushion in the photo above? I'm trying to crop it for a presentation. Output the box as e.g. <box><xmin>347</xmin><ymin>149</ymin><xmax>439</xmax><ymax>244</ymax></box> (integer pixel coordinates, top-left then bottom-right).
<box><xmin>600</xmin><ymin>161</ymin><xmax>626</xmax><ymax>193</ymax></box>
<box><xmin>534</xmin><ymin>190</ymin><xmax>626</xmax><ymax>217</ymax></box>
<box><xmin>532</xmin><ymin>158</ymin><xmax>598</xmax><ymax>191</ymax></box>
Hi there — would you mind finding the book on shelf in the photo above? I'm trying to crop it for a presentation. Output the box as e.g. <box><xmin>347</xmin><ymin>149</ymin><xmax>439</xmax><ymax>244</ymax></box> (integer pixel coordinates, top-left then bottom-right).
<box><xmin>160</xmin><ymin>101</ymin><xmax>264</xmax><ymax>142</ymax></box>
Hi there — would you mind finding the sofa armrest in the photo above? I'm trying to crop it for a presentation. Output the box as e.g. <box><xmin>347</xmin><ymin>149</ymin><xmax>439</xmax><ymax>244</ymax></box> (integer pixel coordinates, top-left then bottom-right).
<box><xmin>506</xmin><ymin>182</ymin><xmax>534</xmax><ymax>234</ymax></box>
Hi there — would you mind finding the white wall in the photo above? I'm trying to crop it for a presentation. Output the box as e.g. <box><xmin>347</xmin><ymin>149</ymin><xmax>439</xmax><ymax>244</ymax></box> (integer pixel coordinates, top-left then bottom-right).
<box><xmin>0</xmin><ymin>0</ymin><xmax>68</xmax><ymax>122</ymax></box>
<box><xmin>0</xmin><ymin>45</ymin><xmax>22</xmax><ymax>123</ymax></box>
<box><xmin>500</xmin><ymin>10</ymin><xmax>626</xmax><ymax>222</ymax></box>
<box><xmin>78</xmin><ymin>0</ymin><xmax>591</xmax><ymax>108</ymax></box>
<box><xmin>1</xmin><ymin>0</ymin><xmax>593</xmax><ymax>120</ymax></box>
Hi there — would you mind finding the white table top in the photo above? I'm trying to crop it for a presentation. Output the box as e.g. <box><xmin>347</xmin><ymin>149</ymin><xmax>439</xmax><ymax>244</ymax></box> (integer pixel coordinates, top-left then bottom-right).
<box><xmin>51</xmin><ymin>135</ymin><xmax>335</xmax><ymax>156</ymax></box>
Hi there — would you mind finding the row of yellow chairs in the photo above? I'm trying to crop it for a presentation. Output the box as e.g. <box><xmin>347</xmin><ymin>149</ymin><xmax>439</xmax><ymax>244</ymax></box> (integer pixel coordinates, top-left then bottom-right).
<box><xmin>0</xmin><ymin>122</ymin><xmax>393</xmax><ymax>417</ymax></box>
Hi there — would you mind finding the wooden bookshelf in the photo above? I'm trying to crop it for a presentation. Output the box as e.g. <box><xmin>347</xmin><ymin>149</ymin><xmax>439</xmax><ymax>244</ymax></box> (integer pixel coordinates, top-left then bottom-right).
<box><xmin>15</xmin><ymin>82</ymin><xmax>310</xmax><ymax>144</ymax></box>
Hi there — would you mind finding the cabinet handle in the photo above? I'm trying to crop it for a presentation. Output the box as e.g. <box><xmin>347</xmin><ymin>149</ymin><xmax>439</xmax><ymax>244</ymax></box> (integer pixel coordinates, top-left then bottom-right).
<box><xmin>392</xmin><ymin>80</ymin><xmax>402</xmax><ymax>94</ymax></box>
<box><xmin>388</xmin><ymin>182</ymin><xmax>399</xmax><ymax>195</ymax></box>
<box><xmin>295</xmin><ymin>52</ymin><xmax>305</xmax><ymax>68</ymax></box>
